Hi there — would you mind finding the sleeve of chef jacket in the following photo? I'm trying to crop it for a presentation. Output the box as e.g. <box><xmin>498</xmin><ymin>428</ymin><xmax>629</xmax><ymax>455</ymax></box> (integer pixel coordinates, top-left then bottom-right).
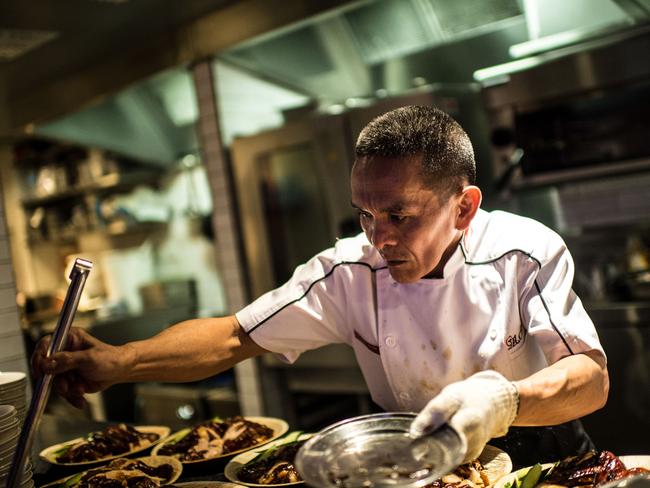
<box><xmin>235</xmin><ymin>246</ymin><xmax>350</xmax><ymax>363</ymax></box>
<box><xmin>519</xmin><ymin>231</ymin><xmax>606</xmax><ymax>366</ymax></box>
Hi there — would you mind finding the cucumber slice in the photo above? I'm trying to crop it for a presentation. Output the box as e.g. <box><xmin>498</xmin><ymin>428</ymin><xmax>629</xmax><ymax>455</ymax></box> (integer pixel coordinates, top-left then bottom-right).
<box><xmin>63</xmin><ymin>472</ymin><xmax>85</xmax><ymax>488</ymax></box>
<box><xmin>244</xmin><ymin>431</ymin><xmax>304</xmax><ymax>466</ymax></box>
<box><xmin>520</xmin><ymin>463</ymin><xmax>543</xmax><ymax>488</ymax></box>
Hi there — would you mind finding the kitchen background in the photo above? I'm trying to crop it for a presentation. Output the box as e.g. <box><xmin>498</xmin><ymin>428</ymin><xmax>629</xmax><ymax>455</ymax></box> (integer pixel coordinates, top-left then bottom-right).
<box><xmin>1</xmin><ymin>0</ymin><xmax>649</xmax><ymax>453</ymax></box>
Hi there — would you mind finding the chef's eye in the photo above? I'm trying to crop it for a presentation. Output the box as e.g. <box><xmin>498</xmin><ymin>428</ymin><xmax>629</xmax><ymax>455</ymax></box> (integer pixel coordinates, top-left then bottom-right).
<box><xmin>357</xmin><ymin>210</ymin><xmax>372</xmax><ymax>220</ymax></box>
<box><xmin>391</xmin><ymin>214</ymin><xmax>407</xmax><ymax>223</ymax></box>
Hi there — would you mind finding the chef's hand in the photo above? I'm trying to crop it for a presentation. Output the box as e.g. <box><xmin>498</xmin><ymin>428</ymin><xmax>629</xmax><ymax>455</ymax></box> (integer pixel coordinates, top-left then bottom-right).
<box><xmin>31</xmin><ymin>327</ymin><xmax>134</xmax><ymax>409</ymax></box>
<box><xmin>409</xmin><ymin>370</ymin><xmax>519</xmax><ymax>463</ymax></box>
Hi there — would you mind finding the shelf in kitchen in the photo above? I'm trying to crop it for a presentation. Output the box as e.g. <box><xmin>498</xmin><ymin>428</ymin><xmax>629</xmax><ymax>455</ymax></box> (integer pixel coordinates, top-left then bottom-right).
<box><xmin>21</xmin><ymin>171</ymin><xmax>161</xmax><ymax>208</ymax></box>
<box><xmin>27</xmin><ymin>221</ymin><xmax>168</xmax><ymax>247</ymax></box>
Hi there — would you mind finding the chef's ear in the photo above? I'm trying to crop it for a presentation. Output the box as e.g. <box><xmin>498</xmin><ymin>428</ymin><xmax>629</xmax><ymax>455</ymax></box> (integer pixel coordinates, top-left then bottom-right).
<box><xmin>455</xmin><ymin>185</ymin><xmax>481</xmax><ymax>230</ymax></box>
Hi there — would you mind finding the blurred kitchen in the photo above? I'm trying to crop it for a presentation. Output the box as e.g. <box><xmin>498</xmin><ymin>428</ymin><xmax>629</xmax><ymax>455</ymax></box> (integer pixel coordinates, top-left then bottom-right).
<box><xmin>0</xmin><ymin>0</ymin><xmax>649</xmax><ymax>454</ymax></box>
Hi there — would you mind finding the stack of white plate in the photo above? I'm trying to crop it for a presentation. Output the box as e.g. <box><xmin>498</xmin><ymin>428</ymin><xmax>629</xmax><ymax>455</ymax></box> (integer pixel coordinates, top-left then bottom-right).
<box><xmin>0</xmin><ymin>372</ymin><xmax>27</xmax><ymax>424</ymax></box>
<box><xmin>0</xmin><ymin>404</ymin><xmax>34</xmax><ymax>488</ymax></box>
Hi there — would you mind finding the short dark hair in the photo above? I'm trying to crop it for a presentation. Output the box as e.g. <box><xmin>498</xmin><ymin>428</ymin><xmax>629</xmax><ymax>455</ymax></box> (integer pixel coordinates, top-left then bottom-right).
<box><xmin>354</xmin><ymin>106</ymin><xmax>476</xmax><ymax>198</ymax></box>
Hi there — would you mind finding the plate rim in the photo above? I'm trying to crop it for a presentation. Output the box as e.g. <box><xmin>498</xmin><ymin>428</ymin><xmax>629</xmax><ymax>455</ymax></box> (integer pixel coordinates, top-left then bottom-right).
<box><xmin>224</xmin><ymin>432</ymin><xmax>314</xmax><ymax>487</ymax></box>
<box><xmin>478</xmin><ymin>444</ymin><xmax>514</xmax><ymax>487</ymax></box>
<box><xmin>38</xmin><ymin>425</ymin><xmax>172</xmax><ymax>466</ymax></box>
<box><xmin>151</xmin><ymin>416</ymin><xmax>289</xmax><ymax>464</ymax></box>
<box><xmin>620</xmin><ymin>455</ymin><xmax>650</xmax><ymax>470</ymax></box>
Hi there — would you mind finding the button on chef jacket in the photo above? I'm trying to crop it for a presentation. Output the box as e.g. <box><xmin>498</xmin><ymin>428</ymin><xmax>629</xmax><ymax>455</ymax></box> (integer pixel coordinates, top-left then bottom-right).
<box><xmin>236</xmin><ymin>209</ymin><xmax>606</xmax><ymax>412</ymax></box>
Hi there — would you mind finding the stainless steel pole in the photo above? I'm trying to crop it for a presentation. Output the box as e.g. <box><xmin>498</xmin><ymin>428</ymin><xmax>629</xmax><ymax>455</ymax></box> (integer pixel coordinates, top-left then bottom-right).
<box><xmin>6</xmin><ymin>258</ymin><xmax>92</xmax><ymax>488</ymax></box>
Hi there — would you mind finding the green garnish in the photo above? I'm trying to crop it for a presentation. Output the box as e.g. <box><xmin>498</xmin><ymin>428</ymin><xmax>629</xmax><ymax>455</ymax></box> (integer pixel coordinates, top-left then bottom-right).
<box><xmin>519</xmin><ymin>464</ymin><xmax>543</xmax><ymax>488</ymax></box>
<box><xmin>165</xmin><ymin>429</ymin><xmax>191</xmax><ymax>445</ymax></box>
<box><xmin>244</xmin><ymin>431</ymin><xmax>304</xmax><ymax>466</ymax></box>
<box><xmin>63</xmin><ymin>472</ymin><xmax>85</xmax><ymax>488</ymax></box>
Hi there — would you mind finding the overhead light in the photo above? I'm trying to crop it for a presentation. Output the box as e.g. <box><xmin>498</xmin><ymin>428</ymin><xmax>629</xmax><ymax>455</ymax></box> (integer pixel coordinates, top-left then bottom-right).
<box><xmin>324</xmin><ymin>103</ymin><xmax>346</xmax><ymax>115</ymax></box>
<box><xmin>473</xmin><ymin>56</ymin><xmax>543</xmax><ymax>85</ymax></box>
<box><xmin>509</xmin><ymin>21</ymin><xmax>633</xmax><ymax>58</ymax></box>
<box><xmin>344</xmin><ymin>97</ymin><xmax>373</xmax><ymax>108</ymax></box>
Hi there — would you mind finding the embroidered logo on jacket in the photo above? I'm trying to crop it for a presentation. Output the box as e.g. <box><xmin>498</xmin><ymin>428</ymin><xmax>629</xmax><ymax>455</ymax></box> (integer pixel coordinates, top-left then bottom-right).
<box><xmin>505</xmin><ymin>326</ymin><xmax>527</xmax><ymax>351</ymax></box>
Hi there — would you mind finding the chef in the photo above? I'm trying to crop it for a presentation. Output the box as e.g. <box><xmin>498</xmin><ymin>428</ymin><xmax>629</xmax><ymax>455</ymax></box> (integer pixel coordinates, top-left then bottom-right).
<box><xmin>33</xmin><ymin>105</ymin><xmax>608</xmax><ymax>468</ymax></box>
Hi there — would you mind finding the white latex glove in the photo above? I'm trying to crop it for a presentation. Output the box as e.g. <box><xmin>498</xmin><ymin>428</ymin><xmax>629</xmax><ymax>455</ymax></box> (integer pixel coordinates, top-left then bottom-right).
<box><xmin>409</xmin><ymin>370</ymin><xmax>519</xmax><ymax>463</ymax></box>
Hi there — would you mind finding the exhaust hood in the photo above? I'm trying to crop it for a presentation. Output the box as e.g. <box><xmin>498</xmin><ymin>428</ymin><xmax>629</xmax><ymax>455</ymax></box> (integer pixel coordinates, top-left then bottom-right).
<box><xmin>221</xmin><ymin>0</ymin><xmax>527</xmax><ymax>103</ymax></box>
<box><xmin>32</xmin><ymin>0</ymin><xmax>650</xmax><ymax>165</ymax></box>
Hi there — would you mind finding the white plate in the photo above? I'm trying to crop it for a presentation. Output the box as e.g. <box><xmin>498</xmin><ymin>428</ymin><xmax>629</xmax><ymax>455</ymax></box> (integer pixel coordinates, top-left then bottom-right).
<box><xmin>0</xmin><ymin>416</ymin><xmax>18</xmax><ymax>433</ymax></box>
<box><xmin>620</xmin><ymin>455</ymin><xmax>650</xmax><ymax>471</ymax></box>
<box><xmin>224</xmin><ymin>432</ymin><xmax>312</xmax><ymax>487</ymax></box>
<box><xmin>39</xmin><ymin>425</ymin><xmax>171</xmax><ymax>466</ymax></box>
<box><xmin>0</xmin><ymin>405</ymin><xmax>16</xmax><ymax>422</ymax></box>
<box><xmin>40</xmin><ymin>455</ymin><xmax>183</xmax><ymax>488</ymax></box>
<box><xmin>0</xmin><ymin>372</ymin><xmax>26</xmax><ymax>387</ymax></box>
<box><xmin>152</xmin><ymin>417</ymin><xmax>289</xmax><ymax>465</ymax></box>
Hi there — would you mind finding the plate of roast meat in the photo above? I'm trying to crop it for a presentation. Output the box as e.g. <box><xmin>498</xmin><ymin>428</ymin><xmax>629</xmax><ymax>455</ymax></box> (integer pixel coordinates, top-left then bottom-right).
<box><xmin>224</xmin><ymin>431</ymin><xmax>312</xmax><ymax>486</ymax></box>
<box><xmin>495</xmin><ymin>450</ymin><xmax>650</xmax><ymax>488</ymax></box>
<box><xmin>40</xmin><ymin>455</ymin><xmax>182</xmax><ymax>488</ymax></box>
<box><xmin>39</xmin><ymin>424</ymin><xmax>171</xmax><ymax>466</ymax></box>
<box><xmin>151</xmin><ymin>416</ymin><xmax>288</xmax><ymax>464</ymax></box>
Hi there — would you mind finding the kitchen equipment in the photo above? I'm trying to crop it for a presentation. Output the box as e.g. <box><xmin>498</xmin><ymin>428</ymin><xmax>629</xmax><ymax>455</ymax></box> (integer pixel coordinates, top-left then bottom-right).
<box><xmin>294</xmin><ymin>412</ymin><xmax>464</xmax><ymax>488</ymax></box>
<box><xmin>5</xmin><ymin>258</ymin><xmax>92</xmax><ymax>488</ymax></box>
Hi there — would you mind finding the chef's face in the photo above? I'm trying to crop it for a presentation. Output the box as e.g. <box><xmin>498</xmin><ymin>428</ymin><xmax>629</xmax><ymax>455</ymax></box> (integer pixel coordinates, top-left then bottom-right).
<box><xmin>351</xmin><ymin>154</ymin><xmax>469</xmax><ymax>283</ymax></box>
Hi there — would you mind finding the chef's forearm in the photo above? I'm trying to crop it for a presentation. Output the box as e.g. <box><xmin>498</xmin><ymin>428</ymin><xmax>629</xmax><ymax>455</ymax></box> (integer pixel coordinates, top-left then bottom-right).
<box><xmin>512</xmin><ymin>351</ymin><xmax>609</xmax><ymax>426</ymax></box>
<box><xmin>121</xmin><ymin>315</ymin><xmax>266</xmax><ymax>383</ymax></box>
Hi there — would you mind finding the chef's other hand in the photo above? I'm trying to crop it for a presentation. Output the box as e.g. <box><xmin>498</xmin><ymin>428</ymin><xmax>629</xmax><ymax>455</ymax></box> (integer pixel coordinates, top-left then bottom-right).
<box><xmin>409</xmin><ymin>370</ymin><xmax>519</xmax><ymax>463</ymax></box>
<box><xmin>31</xmin><ymin>327</ymin><xmax>131</xmax><ymax>409</ymax></box>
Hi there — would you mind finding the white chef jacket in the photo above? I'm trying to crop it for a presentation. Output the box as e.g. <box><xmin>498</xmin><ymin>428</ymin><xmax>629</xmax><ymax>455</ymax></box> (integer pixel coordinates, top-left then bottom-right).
<box><xmin>236</xmin><ymin>208</ymin><xmax>606</xmax><ymax>412</ymax></box>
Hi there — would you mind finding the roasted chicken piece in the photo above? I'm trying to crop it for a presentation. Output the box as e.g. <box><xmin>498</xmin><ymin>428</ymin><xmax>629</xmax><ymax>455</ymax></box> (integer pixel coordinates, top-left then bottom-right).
<box><xmin>424</xmin><ymin>459</ymin><xmax>490</xmax><ymax>488</ymax></box>
<box><xmin>238</xmin><ymin>440</ymin><xmax>306</xmax><ymax>485</ymax></box>
<box><xmin>543</xmin><ymin>451</ymin><xmax>649</xmax><ymax>488</ymax></box>
<box><xmin>56</xmin><ymin>424</ymin><xmax>159</xmax><ymax>463</ymax></box>
<box><xmin>158</xmin><ymin>416</ymin><xmax>274</xmax><ymax>461</ymax></box>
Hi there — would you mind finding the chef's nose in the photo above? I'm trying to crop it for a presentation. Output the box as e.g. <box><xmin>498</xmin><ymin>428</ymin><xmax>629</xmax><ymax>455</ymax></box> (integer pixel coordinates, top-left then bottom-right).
<box><xmin>369</xmin><ymin>221</ymin><xmax>397</xmax><ymax>251</ymax></box>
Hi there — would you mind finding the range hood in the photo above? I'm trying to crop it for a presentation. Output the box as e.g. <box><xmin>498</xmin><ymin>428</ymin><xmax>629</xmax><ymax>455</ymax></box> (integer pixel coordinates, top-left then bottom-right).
<box><xmin>33</xmin><ymin>0</ymin><xmax>650</xmax><ymax>164</ymax></box>
<box><xmin>222</xmin><ymin>0</ymin><xmax>649</xmax><ymax>105</ymax></box>
<box><xmin>222</xmin><ymin>0</ymin><xmax>527</xmax><ymax>103</ymax></box>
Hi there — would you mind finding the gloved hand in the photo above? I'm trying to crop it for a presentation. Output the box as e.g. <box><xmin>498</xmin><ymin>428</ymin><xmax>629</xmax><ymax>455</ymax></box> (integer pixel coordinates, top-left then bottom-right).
<box><xmin>409</xmin><ymin>370</ymin><xmax>519</xmax><ymax>463</ymax></box>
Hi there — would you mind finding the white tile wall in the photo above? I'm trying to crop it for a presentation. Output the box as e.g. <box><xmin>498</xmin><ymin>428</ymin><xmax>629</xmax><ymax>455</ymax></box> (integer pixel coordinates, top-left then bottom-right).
<box><xmin>0</xmin><ymin>331</ymin><xmax>26</xmax><ymax>360</ymax></box>
<box><xmin>0</xmin><ymin>357</ymin><xmax>28</xmax><ymax>374</ymax></box>
<box><xmin>0</xmin><ymin>240</ymin><xmax>9</xmax><ymax>261</ymax></box>
<box><xmin>0</xmin><ymin>285</ymin><xmax>16</xmax><ymax>310</ymax></box>
<box><xmin>0</xmin><ymin>307</ymin><xmax>20</xmax><ymax>334</ymax></box>
<box><xmin>0</xmin><ymin>262</ymin><xmax>14</xmax><ymax>285</ymax></box>
<box><xmin>0</xmin><ymin>185</ymin><xmax>29</xmax><ymax>376</ymax></box>
<box><xmin>193</xmin><ymin>61</ymin><xmax>263</xmax><ymax>416</ymax></box>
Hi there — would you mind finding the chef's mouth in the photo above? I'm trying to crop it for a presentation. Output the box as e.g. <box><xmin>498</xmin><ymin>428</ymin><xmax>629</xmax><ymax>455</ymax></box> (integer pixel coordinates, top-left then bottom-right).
<box><xmin>386</xmin><ymin>259</ymin><xmax>408</xmax><ymax>266</ymax></box>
